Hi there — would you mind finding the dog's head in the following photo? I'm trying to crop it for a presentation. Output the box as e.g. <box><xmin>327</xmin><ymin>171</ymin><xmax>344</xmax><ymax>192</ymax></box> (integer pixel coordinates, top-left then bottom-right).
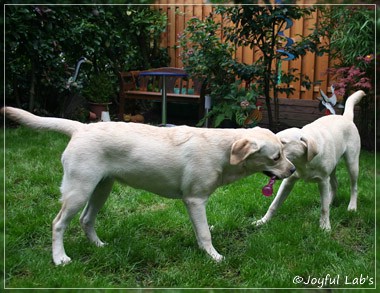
<box><xmin>230</xmin><ymin>128</ymin><xmax>296</xmax><ymax>179</ymax></box>
<box><xmin>276</xmin><ymin>128</ymin><xmax>319</xmax><ymax>164</ymax></box>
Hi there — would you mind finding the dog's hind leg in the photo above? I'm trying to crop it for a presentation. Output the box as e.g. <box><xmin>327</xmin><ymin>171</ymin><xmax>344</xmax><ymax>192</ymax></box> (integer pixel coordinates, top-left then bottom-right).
<box><xmin>52</xmin><ymin>188</ymin><xmax>91</xmax><ymax>265</ymax></box>
<box><xmin>80</xmin><ymin>177</ymin><xmax>114</xmax><ymax>247</ymax></box>
<box><xmin>52</xmin><ymin>172</ymin><xmax>100</xmax><ymax>265</ymax></box>
<box><xmin>344</xmin><ymin>150</ymin><xmax>359</xmax><ymax>212</ymax></box>
<box><xmin>183</xmin><ymin>196</ymin><xmax>223</xmax><ymax>262</ymax></box>
<box><xmin>329</xmin><ymin>168</ymin><xmax>338</xmax><ymax>205</ymax></box>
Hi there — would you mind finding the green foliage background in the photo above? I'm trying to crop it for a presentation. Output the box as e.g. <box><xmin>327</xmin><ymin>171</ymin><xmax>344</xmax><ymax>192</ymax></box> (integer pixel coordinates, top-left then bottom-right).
<box><xmin>5</xmin><ymin>4</ymin><xmax>168</xmax><ymax>113</ymax></box>
<box><xmin>180</xmin><ymin>4</ymin><xmax>327</xmax><ymax>129</ymax></box>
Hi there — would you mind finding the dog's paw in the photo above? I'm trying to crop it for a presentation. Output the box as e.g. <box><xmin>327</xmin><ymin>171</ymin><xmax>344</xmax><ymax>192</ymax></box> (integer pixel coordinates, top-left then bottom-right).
<box><xmin>347</xmin><ymin>204</ymin><xmax>357</xmax><ymax>212</ymax></box>
<box><xmin>54</xmin><ymin>255</ymin><xmax>72</xmax><ymax>266</ymax></box>
<box><xmin>205</xmin><ymin>247</ymin><xmax>224</xmax><ymax>262</ymax></box>
<box><xmin>212</xmin><ymin>253</ymin><xmax>224</xmax><ymax>263</ymax></box>
<box><xmin>252</xmin><ymin>218</ymin><xmax>266</xmax><ymax>227</ymax></box>
<box><xmin>95</xmin><ymin>240</ymin><xmax>108</xmax><ymax>247</ymax></box>
<box><xmin>320</xmin><ymin>222</ymin><xmax>331</xmax><ymax>231</ymax></box>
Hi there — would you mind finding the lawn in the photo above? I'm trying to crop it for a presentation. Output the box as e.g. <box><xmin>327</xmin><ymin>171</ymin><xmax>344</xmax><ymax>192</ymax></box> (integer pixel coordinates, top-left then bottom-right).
<box><xmin>2</xmin><ymin>126</ymin><xmax>376</xmax><ymax>290</ymax></box>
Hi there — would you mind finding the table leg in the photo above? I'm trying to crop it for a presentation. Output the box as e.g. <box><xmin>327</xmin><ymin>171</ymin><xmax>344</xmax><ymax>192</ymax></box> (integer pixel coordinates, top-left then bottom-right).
<box><xmin>161</xmin><ymin>76</ymin><xmax>167</xmax><ymax>125</ymax></box>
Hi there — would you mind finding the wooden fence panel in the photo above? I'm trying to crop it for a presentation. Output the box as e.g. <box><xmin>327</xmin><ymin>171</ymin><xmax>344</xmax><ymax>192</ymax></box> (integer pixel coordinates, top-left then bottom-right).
<box><xmin>154</xmin><ymin>0</ymin><xmax>335</xmax><ymax>101</ymax></box>
<box><xmin>257</xmin><ymin>97</ymin><xmax>360</xmax><ymax>129</ymax></box>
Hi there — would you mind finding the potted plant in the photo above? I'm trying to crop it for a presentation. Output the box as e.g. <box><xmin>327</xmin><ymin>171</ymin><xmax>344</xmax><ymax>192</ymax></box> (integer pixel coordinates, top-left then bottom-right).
<box><xmin>83</xmin><ymin>71</ymin><xmax>114</xmax><ymax>119</ymax></box>
<box><xmin>200</xmin><ymin>80</ymin><xmax>262</xmax><ymax>128</ymax></box>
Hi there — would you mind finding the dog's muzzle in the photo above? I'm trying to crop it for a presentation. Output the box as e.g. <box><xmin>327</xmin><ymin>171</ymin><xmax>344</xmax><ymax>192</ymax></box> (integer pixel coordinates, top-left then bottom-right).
<box><xmin>263</xmin><ymin>171</ymin><xmax>275</xmax><ymax>178</ymax></box>
<box><xmin>263</xmin><ymin>166</ymin><xmax>296</xmax><ymax>179</ymax></box>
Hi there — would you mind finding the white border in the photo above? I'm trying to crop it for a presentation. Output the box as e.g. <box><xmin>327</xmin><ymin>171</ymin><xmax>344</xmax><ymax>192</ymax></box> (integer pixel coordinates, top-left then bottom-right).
<box><xmin>2</xmin><ymin>1</ymin><xmax>377</xmax><ymax>290</ymax></box>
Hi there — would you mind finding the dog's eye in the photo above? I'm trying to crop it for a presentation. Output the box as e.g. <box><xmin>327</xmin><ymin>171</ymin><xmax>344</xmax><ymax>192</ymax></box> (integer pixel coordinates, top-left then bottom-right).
<box><xmin>273</xmin><ymin>154</ymin><xmax>281</xmax><ymax>161</ymax></box>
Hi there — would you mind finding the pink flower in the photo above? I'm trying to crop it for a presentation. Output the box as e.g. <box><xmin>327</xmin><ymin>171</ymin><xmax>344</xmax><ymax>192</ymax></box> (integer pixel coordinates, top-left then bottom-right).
<box><xmin>364</xmin><ymin>54</ymin><xmax>374</xmax><ymax>63</ymax></box>
<box><xmin>347</xmin><ymin>67</ymin><xmax>362</xmax><ymax>78</ymax></box>
<box><xmin>336</xmin><ymin>67</ymin><xmax>350</xmax><ymax>75</ymax></box>
<box><xmin>357</xmin><ymin>54</ymin><xmax>374</xmax><ymax>64</ymax></box>
<box><xmin>334</xmin><ymin>87</ymin><xmax>346</xmax><ymax>97</ymax></box>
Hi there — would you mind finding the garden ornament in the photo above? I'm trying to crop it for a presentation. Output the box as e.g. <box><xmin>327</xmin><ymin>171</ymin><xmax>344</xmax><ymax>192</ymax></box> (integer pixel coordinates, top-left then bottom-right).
<box><xmin>275</xmin><ymin>9</ymin><xmax>296</xmax><ymax>85</ymax></box>
<box><xmin>244</xmin><ymin>101</ymin><xmax>263</xmax><ymax>126</ymax></box>
<box><xmin>317</xmin><ymin>85</ymin><xmax>344</xmax><ymax>115</ymax></box>
<box><xmin>276</xmin><ymin>34</ymin><xmax>295</xmax><ymax>62</ymax></box>
<box><xmin>204</xmin><ymin>94</ymin><xmax>212</xmax><ymax>128</ymax></box>
<box><xmin>123</xmin><ymin>113</ymin><xmax>145</xmax><ymax>123</ymax></box>
<box><xmin>66</xmin><ymin>57</ymin><xmax>92</xmax><ymax>89</ymax></box>
<box><xmin>275</xmin><ymin>1</ymin><xmax>296</xmax><ymax>63</ymax></box>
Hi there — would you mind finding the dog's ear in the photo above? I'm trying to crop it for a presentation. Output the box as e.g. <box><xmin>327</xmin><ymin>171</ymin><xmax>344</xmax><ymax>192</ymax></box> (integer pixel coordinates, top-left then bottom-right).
<box><xmin>280</xmin><ymin>137</ymin><xmax>289</xmax><ymax>145</ymax></box>
<box><xmin>300</xmin><ymin>136</ymin><xmax>319</xmax><ymax>162</ymax></box>
<box><xmin>230</xmin><ymin>139</ymin><xmax>260</xmax><ymax>165</ymax></box>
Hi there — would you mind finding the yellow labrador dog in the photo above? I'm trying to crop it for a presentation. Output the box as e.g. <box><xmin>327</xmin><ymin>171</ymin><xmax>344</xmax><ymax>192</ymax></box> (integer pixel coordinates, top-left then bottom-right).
<box><xmin>255</xmin><ymin>90</ymin><xmax>365</xmax><ymax>230</ymax></box>
<box><xmin>2</xmin><ymin>107</ymin><xmax>295</xmax><ymax>265</ymax></box>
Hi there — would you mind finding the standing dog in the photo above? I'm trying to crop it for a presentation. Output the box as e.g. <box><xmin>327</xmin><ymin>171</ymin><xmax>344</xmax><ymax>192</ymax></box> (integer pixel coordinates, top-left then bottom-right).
<box><xmin>254</xmin><ymin>90</ymin><xmax>365</xmax><ymax>230</ymax></box>
<box><xmin>2</xmin><ymin>107</ymin><xmax>295</xmax><ymax>265</ymax></box>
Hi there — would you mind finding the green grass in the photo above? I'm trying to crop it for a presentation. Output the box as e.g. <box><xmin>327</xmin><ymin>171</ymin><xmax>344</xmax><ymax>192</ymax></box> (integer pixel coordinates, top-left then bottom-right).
<box><xmin>2</xmin><ymin>126</ymin><xmax>376</xmax><ymax>289</ymax></box>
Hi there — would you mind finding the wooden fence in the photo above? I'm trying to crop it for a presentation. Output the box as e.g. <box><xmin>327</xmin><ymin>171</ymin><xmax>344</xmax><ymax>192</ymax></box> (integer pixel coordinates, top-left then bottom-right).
<box><xmin>153</xmin><ymin>0</ymin><xmax>336</xmax><ymax>102</ymax></box>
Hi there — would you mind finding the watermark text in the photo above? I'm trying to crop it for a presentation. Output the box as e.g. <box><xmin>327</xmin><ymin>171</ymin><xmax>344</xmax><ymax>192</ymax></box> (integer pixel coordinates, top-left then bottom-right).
<box><xmin>292</xmin><ymin>274</ymin><xmax>374</xmax><ymax>288</ymax></box>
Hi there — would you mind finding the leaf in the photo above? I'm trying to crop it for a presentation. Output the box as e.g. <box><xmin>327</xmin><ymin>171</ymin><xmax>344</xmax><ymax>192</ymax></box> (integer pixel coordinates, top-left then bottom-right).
<box><xmin>214</xmin><ymin>113</ymin><xmax>227</xmax><ymax>128</ymax></box>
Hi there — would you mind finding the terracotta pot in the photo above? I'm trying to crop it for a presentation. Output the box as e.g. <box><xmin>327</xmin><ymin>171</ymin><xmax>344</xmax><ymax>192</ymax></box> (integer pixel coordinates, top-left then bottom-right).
<box><xmin>88</xmin><ymin>111</ymin><xmax>97</xmax><ymax>121</ymax></box>
<box><xmin>88</xmin><ymin>102</ymin><xmax>111</xmax><ymax>119</ymax></box>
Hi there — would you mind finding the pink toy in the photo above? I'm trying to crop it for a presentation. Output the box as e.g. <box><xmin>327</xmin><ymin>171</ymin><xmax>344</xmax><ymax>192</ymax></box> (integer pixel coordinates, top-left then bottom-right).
<box><xmin>262</xmin><ymin>176</ymin><xmax>276</xmax><ymax>196</ymax></box>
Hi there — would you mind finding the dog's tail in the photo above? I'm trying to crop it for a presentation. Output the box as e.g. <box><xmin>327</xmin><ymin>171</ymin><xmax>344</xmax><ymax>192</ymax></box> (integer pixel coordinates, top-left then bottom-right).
<box><xmin>1</xmin><ymin>107</ymin><xmax>83</xmax><ymax>137</ymax></box>
<box><xmin>342</xmin><ymin>90</ymin><xmax>366</xmax><ymax>121</ymax></box>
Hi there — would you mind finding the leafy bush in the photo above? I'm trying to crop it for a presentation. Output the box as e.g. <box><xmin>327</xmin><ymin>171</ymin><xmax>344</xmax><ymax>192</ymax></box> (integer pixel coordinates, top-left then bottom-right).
<box><xmin>179</xmin><ymin>16</ymin><xmax>245</xmax><ymax>127</ymax></box>
<box><xmin>319</xmin><ymin>5</ymin><xmax>375</xmax><ymax>149</ymax></box>
<box><xmin>5</xmin><ymin>5</ymin><xmax>169</xmax><ymax>114</ymax></box>
<box><xmin>322</xmin><ymin>5</ymin><xmax>375</xmax><ymax>96</ymax></box>
<box><xmin>205</xmin><ymin>81</ymin><xmax>261</xmax><ymax>128</ymax></box>
<box><xmin>82</xmin><ymin>72</ymin><xmax>115</xmax><ymax>104</ymax></box>
<box><xmin>180</xmin><ymin>4</ymin><xmax>327</xmax><ymax>129</ymax></box>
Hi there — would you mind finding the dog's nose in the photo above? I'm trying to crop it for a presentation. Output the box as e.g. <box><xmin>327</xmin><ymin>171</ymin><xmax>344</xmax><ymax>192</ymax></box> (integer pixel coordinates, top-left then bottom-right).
<box><xmin>290</xmin><ymin>166</ymin><xmax>296</xmax><ymax>174</ymax></box>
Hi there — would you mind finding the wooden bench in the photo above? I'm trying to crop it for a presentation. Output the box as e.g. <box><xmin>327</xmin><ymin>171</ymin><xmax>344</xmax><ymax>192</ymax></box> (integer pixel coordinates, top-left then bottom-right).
<box><xmin>118</xmin><ymin>67</ymin><xmax>205</xmax><ymax>121</ymax></box>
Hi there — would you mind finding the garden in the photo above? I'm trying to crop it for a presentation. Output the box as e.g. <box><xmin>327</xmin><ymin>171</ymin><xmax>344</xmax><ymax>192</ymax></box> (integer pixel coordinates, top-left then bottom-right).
<box><xmin>3</xmin><ymin>1</ymin><xmax>377</xmax><ymax>290</ymax></box>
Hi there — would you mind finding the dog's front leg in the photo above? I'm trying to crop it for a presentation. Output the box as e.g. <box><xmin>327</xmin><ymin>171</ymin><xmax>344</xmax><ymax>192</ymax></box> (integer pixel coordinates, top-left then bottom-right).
<box><xmin>318</xmin><ymin>180</ymin><xmax>332</xmax><ymax>231</ymax></box>
<box><xmin>254</xmin><ymin>176</ymin><xmax>298</xmax><ymax>226</ymax></box>
<box><xmin>183</xmin><ymin>197</ymin><xmax>224</xmax><ymax>262</ymax></box>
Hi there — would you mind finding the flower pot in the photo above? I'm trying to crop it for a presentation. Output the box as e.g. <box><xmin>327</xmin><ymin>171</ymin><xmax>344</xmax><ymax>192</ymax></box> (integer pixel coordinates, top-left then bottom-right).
<box><xmin>88</xmin><ymin>102</ymin><xmax>111</xmax><ymax>119</ymax></box>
